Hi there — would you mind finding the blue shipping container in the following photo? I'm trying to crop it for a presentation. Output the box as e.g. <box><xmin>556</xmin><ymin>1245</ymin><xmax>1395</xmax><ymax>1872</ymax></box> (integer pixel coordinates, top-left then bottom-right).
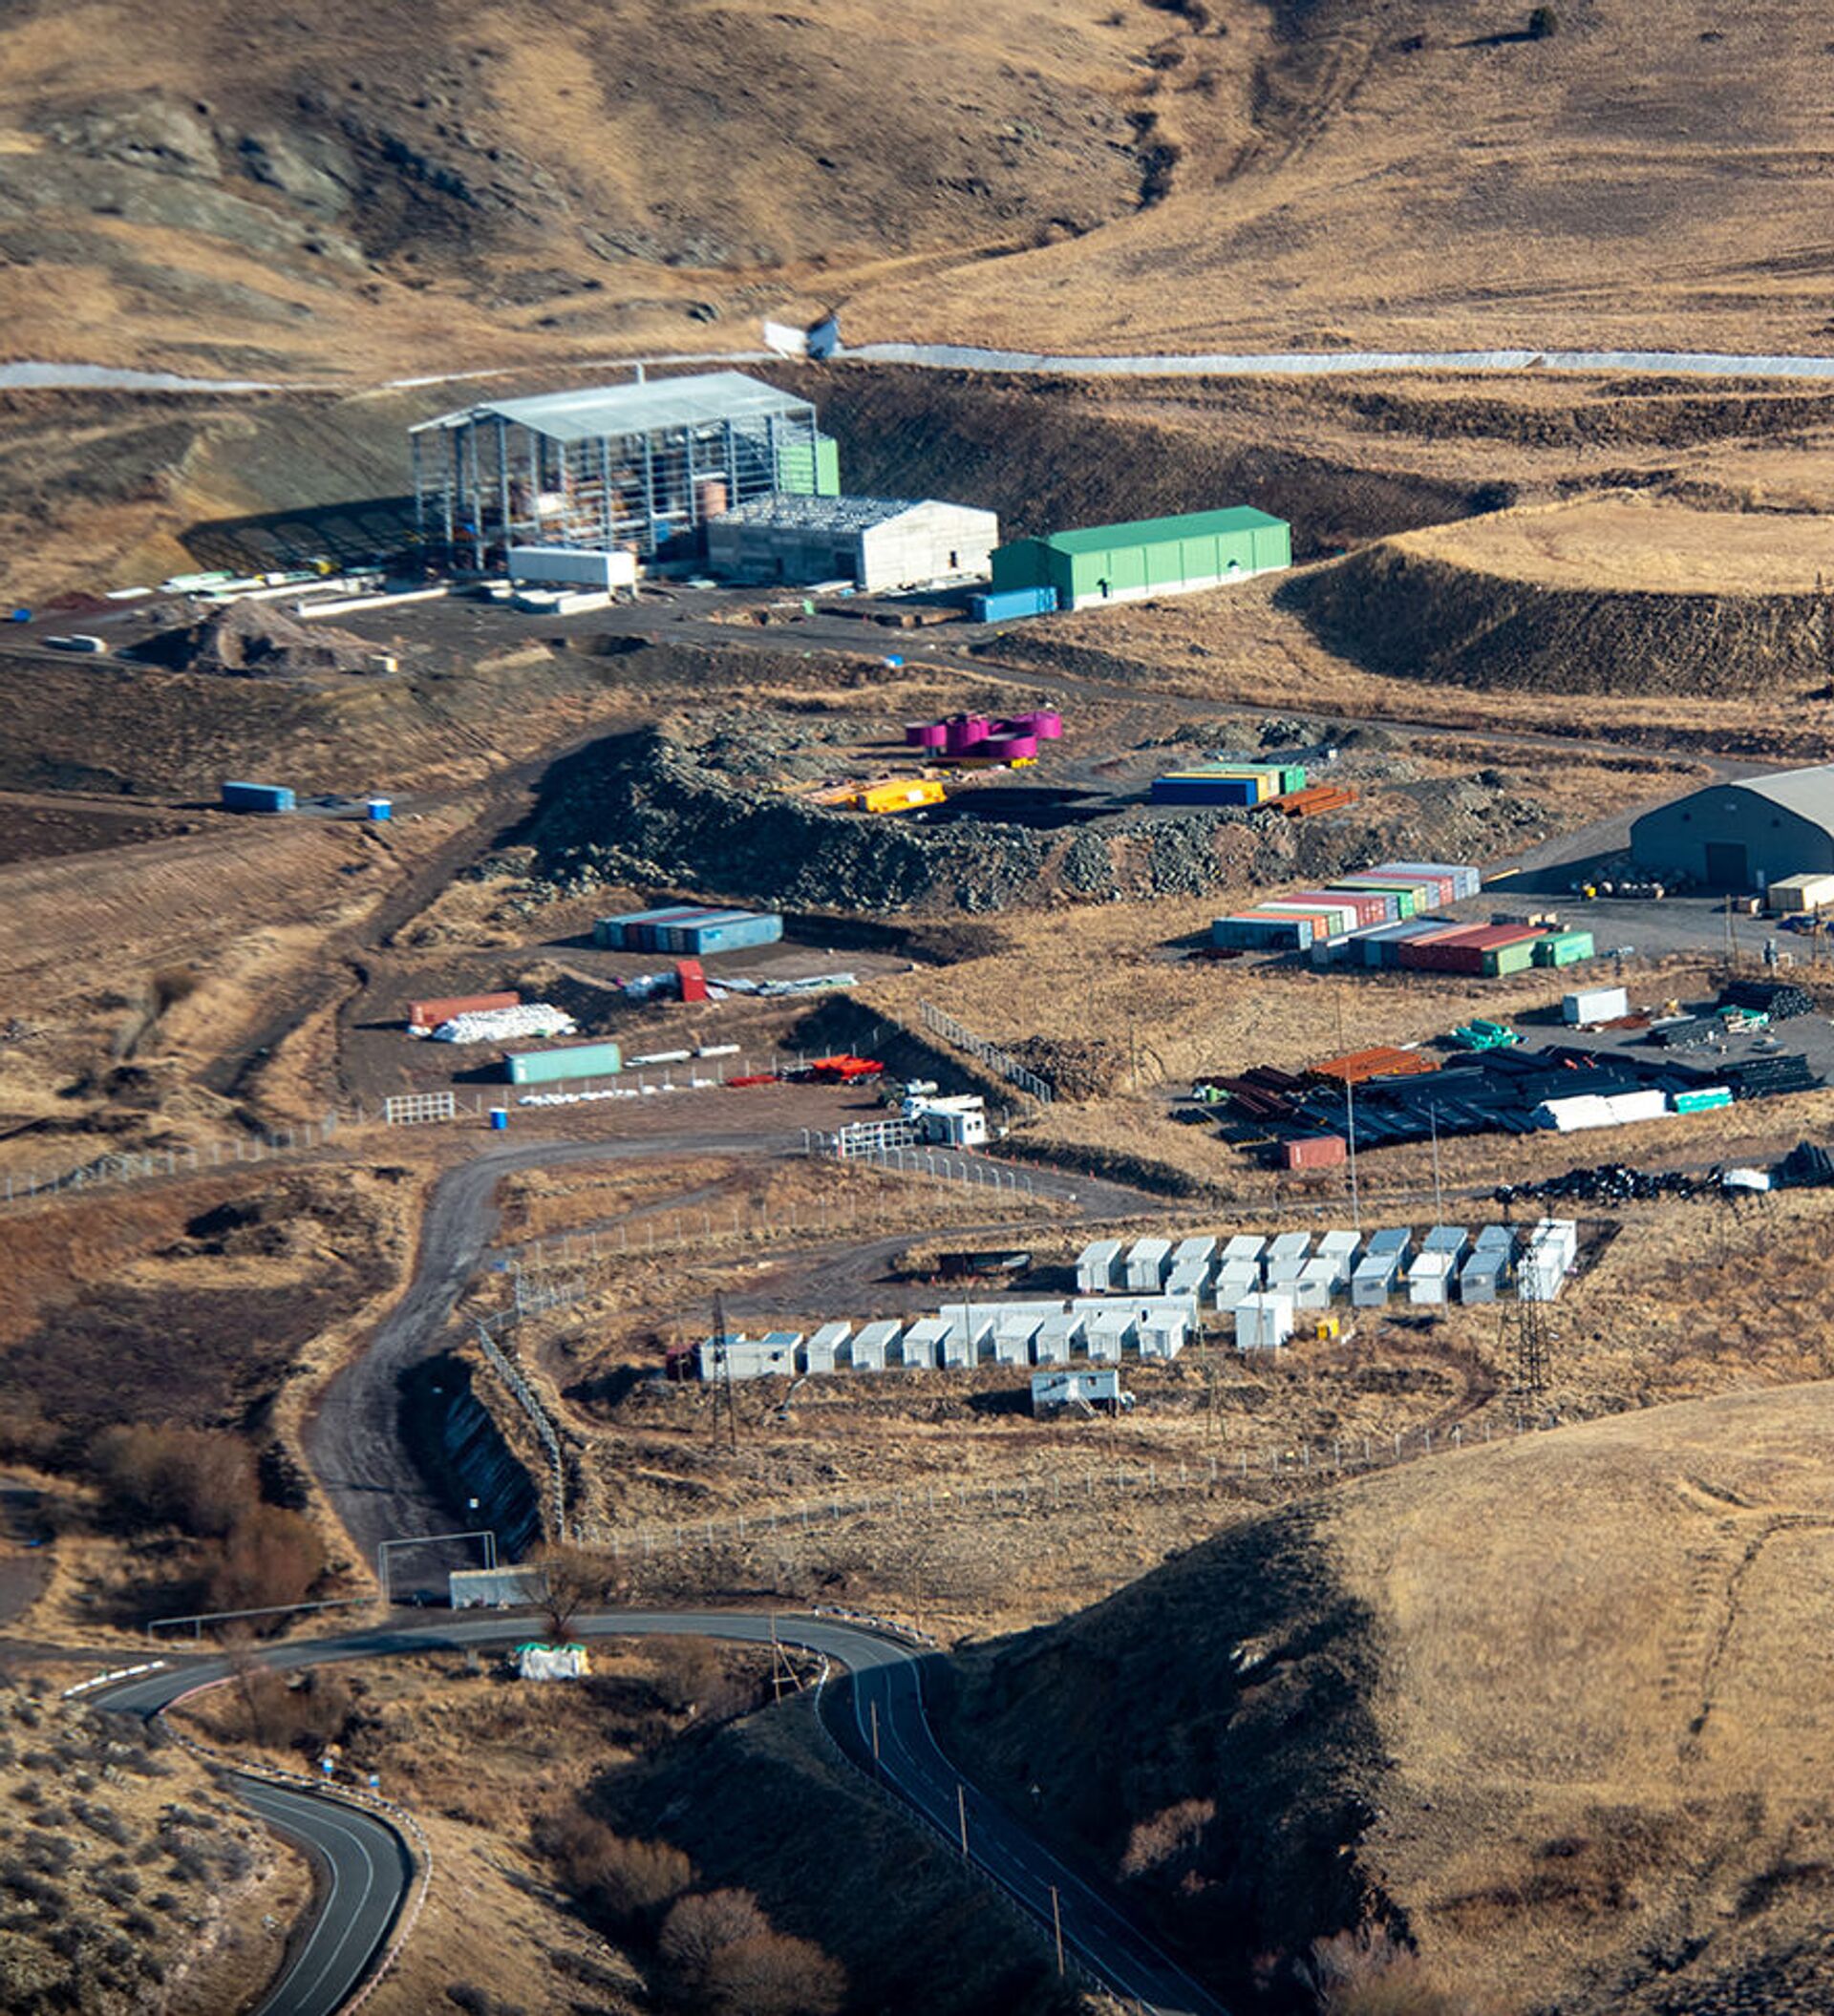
<box><xmin>222</xmin><ymin>780</ymin><xmax>296</xmax><ymax>814</ymax></box>
<box><xmin>657</xmin><ymin>909</ymin><xmax>755</xmax><ymax>952</ymax></box>
<box><xmin>971</xmin><ymin>585</ymin><xmax>1058</xmax><ymax>623</ymax></box>
<box><xmin>680</xmin><ymin>913</ymin><xmax>784</xmax><ymax>956</ymax></box>
<box><xmin>594</xmin><ymin>905</ymin><xmax>709</xmax><ymax>949</ymax></box>
<box><xmin>1152</xmin><ymin>776</ymin><xmax>1261</xmax><ymax>807</ymax></box>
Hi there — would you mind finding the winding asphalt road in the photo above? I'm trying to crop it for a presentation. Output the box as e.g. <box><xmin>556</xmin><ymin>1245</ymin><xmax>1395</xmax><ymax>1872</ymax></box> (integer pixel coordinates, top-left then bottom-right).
<box><xmin>230</xmin><ymin>1779</ymin><xmax>413</xmax><ymax>2016</ymax></box>
<box><xmin>96</xmin><ymin>1609</ymin><xmax>1224</xmax><ymax>2016</ymax></box>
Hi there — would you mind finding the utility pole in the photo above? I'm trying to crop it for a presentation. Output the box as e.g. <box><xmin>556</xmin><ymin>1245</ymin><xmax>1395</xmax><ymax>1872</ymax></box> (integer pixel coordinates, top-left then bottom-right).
<box><xmin>711</xmin><ymin>1288</ymin><xmax>739</xmax><ymax>1455</ymax></box>
<box><xmin>869</xmin><ymin>1699</ymin><xmax>880</xmax><ymax>1774</ymax></box>
<box><xmin>1430</xmin><ymin>1101</ymin><xmax>1444</xmax><ymax>1227</ymax></box>
<box><xmin>957</xmin><ymin>1782</ymin><xmax>970</xmax><ymax>1860</ymax></box>
<box><xmin>1345</xmin><ymin>1078</ymin><xmax>1361</xmax><ymax>1234</ymax></box>
<box><xmin>1051</xmin><ymin>1884</ymin><xmax>1064</xmax><ymax>1975</ymax></box>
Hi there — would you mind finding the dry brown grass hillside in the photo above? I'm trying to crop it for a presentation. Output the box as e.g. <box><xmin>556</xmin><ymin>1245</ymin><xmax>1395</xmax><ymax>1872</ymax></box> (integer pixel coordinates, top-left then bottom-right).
<box><xmin>1283</xmin><ymin>493</ymin><xmax>1834</xmax><ymax>697</ymax></box>
<box><xmin>944</xmin><ymin>1382</ymin><xmax>1834</xmax><ymax>2014</ymax></box>
<box><xmin>10</xmin><ymin>0</ymin><xmax>1834</xmax><ymax>375</ymax></box>
<box><xmin>0</xmin><ymin>1670</ymin><xmax>304</xmax><ymax>2012</ymax></box>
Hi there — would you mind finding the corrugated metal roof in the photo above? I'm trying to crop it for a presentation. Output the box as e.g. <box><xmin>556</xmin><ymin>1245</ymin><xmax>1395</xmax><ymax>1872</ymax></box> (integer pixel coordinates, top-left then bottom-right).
<box><xmin>1030</xmin><ymin>505</ymin><xmax>1287</xmax><ymax>555</ymax></box>
<box><xmin>413</xmin><ymin>371</ymin><xmax>813</xmax><ymax>443</ymax></box>
<box><xmin>713</xmin><ymin>494</ymin><xmax>928</xmax><ymax>532</ymax></box>
<box><xmin>1728</xmin><ymin>765</ymin><xmax>1834</xmax><ymax>824</ymax></box>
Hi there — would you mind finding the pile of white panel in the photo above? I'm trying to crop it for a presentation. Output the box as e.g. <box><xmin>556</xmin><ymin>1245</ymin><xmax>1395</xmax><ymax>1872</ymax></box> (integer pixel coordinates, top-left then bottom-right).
<box><xmin>431</xmin><ymin>1004</ymin><xmax>576</xmax><ymax>1044</ymax></box>
<box><xmin>1536</xmin><ymin>1088</ymin><xmax>1671</xmax><ymax>1132</ymax></box>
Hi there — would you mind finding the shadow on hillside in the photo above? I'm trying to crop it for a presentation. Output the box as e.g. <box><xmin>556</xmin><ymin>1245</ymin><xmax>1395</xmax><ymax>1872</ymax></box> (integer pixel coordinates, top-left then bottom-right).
<box><xmin>180</xmin><ymin>496</ymin><xmax>418</xmax><ymax>573</ymax></box>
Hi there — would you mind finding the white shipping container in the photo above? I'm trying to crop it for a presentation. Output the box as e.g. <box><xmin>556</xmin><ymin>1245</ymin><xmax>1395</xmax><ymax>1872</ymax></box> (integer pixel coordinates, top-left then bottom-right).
<box><xmin>1562</xmin><ymin>986</ymin><xmax>1630</xmax><ymax>1026</ymax></box>
<box><xmin>509</xmin><ymin>544</ymin><xmax>639</xmax><ymax>589</ymax></box>
<box><xmin>1768</xmin><ymin>871</ymin><xmax>1834</xmax><ymax>913</ymax></box>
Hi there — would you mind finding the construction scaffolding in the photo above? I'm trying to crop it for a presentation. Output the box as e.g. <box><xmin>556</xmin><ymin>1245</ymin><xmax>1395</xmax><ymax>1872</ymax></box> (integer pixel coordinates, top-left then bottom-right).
<box><xmin>410</xmin><ymin>371</ymin><xmax>826</xmax><ymax>566</ymax></box>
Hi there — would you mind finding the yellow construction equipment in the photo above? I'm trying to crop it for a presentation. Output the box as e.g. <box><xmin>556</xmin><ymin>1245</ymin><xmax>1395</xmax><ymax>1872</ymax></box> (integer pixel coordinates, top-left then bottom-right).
<box><xmin>858</xmin><ymin>778</ymin><xmax>946</xmax><ymax>816</ymax></box>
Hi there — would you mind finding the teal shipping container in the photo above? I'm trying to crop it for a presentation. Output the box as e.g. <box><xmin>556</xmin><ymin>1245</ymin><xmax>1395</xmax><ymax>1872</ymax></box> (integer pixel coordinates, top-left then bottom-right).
<box><xmin>506</xmin><ymin>1041</ymin><xmax>623</xmax><ymax>1085</ymax></box>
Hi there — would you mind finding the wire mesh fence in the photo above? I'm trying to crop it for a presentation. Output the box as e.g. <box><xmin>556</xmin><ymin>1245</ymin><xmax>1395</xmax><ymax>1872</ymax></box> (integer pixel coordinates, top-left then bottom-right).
<box><xmin>574</xmin><ymin>1411</ymin><xmax>1556</xmax><ymax>1563</ymax></box>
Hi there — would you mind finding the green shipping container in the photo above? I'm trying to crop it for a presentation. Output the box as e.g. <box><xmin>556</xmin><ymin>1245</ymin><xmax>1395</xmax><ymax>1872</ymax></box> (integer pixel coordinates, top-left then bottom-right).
<box><xmin>1338</xmin><ymin>881</ymin><xmax>1418</xmax><ymax>918</ymax></box>
<box><xmin>1531</xmin><ymin>931</ymin><xmax>1596</xmax><ymax>966</ymax></box>
<box><xmin>1482</xmin><ymin>942</ymin><xmax>1539</xmax><ymax>978</ymax></box>
<box><xmin>506</xmin><ymin>1040</ymin><xmax>623</xmax><ymax>1085</ymax></box>
<box><xmin>1277</xmin><ymin>765</ymin><xmax>1309</xmax><ymax>795</ymax></box>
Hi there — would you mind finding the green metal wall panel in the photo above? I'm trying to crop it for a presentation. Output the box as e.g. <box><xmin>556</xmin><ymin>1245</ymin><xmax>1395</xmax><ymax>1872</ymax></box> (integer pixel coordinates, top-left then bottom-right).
<box><xmin>991</xmin><ymin>540</ymin><xmax>1052</xmax><ymax>592</ymax></box>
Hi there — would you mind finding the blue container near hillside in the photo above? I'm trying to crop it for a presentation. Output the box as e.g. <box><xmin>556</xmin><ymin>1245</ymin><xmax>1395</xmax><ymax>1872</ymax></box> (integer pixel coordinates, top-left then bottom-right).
<box><xmin>222</xmin><ymin>780</ymin><xmax>296</xmax><ymax>814</ymax></box>
<box><xmin>366</xmin><ymin>796</ymin><xmax>393</xmax><ymax>823</ymax></box>
<box><xmin>970</xmin><ymin>585</ymin><xmax>1058</xmax><ymax>623</ymax></box>
<box><xmin>681</xmin><ymin>912</ymin><xmax>784</xmax><ymax>956</ymax></box>
<box><xmin>487</xmin><ymin>1107</ymin><xmax>509</xmax><ymax>1130</ymax></box>
<box><xmin>1152</xmin><ymin>775</ymin><xmax>1260</xmax><ymax>807</ymax></box>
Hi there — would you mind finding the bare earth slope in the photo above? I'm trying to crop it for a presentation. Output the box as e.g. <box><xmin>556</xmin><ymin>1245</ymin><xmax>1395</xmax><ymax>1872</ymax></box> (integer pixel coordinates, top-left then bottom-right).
<box><xmin>1284</xmin><ymin>494</ymin><xmax>1834</xmax><ymax>697</ymax></box>
<box><xmin>947</xmin><ymin>1384</ymin><xmax>1834</xmax><ymax>2014</ymax></box>
<box><xmin>11</xmin><ymin>0</ymin><xmax>1834</xmax><ymax>373</ymax></box>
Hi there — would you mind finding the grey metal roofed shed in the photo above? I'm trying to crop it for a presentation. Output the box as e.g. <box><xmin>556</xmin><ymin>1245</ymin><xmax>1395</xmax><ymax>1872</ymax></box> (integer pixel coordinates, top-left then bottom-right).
<box><xmin>411</xmin><ymin>370</ymin><xmax>823</xmax><ymax>564</ymax></box>
<box><xmin>1631</xmin><ymin>764</ymin><xmax>1834</xmax><ymax>891</ymax></box>
<box><xmin>414</xmin><ymin>371</ymin><xmax>813</xmax><ymax>445</ymax></box>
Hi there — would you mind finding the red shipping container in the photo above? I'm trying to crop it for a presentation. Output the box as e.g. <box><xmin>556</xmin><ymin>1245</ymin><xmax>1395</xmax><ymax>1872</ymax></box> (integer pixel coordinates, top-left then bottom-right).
<box><xmin>408</xmin><ymin>989</ymin><xmax>519</xmax><ymax>1029</ymax></box>
<box><xmin>1282</xmin><ymin>1133</ymin><xmax>1348</xmax><ymax>1170</ymax></box>
<box><xmin>1397</xmin><ymin>943</ymin><xmax>1483</xmax><ymax>973</ymax></box>
<box><xmin>674</xmin><ymin>959</ymin><xmax>709</xmax><ymax>1004</ymax></box>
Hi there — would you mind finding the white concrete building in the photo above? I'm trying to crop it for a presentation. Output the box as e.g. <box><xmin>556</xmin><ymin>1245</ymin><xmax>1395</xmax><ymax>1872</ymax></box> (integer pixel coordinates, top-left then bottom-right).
<box><xmin>1459</xmin><ymin>1249</ymin><xmax>1509</xmax><ymax>1303</ymax></box>
<box><xmin>1076</xmin><ymin>1240</ymin><xmax>1122</xmax><ymax>1293</ymax></box>
<box><xmin>707</xmin><ymin>495</ymin><xmax>999</xmax><ymax>591</ymax></box>
<box><xmin>1351</xmin><ymin>1255</ymin><xmax>1402</xmax><ymax>1307</ymax></box>
<box><xmin>1138</xmin><ymin>1309</ymin><xmax>1189</xmax><ymax>1360</ymax></box>
<box><xmin>1213</xmin><ymin>1263</ymin><xmax>1260</xmax><ymax>1312</ymax></box>
<box><xmin>901</xmin><ymin>1317</ymin><xmax>949</xmax><ymax>1369</ymax></box>
<box><xmin>1034</xmin><ymin>1313</ymin><xmax>1082</xmax><ymax>1364</ymax></box>
<box><xmin>852</xmin><ymin>1320</ymin><xmax>901</xmax><ymax>1370</ymax></box>
<box><xmin>1234</xmin><ymin>1291</ymin><xmax>1295</xmax><ymax>1351</ymax></box>
<box><xmin>803</xmin><ymin>1321</ymin><xmax>853</xmax><ymax>1373</ymax></box>
<box><xmin>1408</xmin><ymin>1252</ymin><xmax>1456</xmax><ymax>1305</ymax></box>
<box><xmin>1124</xmin><ymin>1237</ymin><xmax>1172</xmax><ymax>1292</ymax></box>
<box><xmin>1085</xmin><ymin>1308</ymin><xmax>1132</xmax><ymax>1361</ymax></box>
<box><xmin>993</xmin><ymin>1317</ymin><xmax>1043</xmax><ymax>1367</ymax></box>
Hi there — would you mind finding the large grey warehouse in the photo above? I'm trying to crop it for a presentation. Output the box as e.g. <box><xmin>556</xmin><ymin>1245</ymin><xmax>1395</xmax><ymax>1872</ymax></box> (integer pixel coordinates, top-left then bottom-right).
<box><xmin>706</xmin><ymin>495</ymin><xmax>999</xmax><ymax>592</ymax></box>
<box><xmin>1631</xmin><ymin>765</ymin><xmax>1834</xmax><ymax>890</ymax></box>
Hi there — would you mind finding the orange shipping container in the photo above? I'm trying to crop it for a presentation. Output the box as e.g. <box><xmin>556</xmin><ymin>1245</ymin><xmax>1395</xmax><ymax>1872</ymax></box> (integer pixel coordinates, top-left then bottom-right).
<box><xmin>1282</xmin><ymin>1134</ymin><xmax>1348</xmax><ymax>1170</ymax></box>
<box><xmin>408</xmin><ymin>990</ymin><xmax>519</xmax><ymax>1029</ymax></box>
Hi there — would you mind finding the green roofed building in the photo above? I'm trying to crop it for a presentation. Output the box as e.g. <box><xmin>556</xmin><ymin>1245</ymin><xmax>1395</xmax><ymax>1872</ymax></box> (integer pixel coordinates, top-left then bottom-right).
<box><xmin>988</xmin><ymin>505</ymin><xmax>1290</xmax><ymax>611</ymax></box>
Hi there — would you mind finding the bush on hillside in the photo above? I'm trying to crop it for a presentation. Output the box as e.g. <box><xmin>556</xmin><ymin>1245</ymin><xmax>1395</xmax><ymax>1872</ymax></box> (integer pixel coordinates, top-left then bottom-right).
<box><xmin>93</xmin><ymin>1426</ymin><xmax>256</xmax><ymax>1539</ymax></box>
<box><xmin>534</xmin><ymin>1808</ymin><xmax>693</xmax><ymax>1936</ymax></box>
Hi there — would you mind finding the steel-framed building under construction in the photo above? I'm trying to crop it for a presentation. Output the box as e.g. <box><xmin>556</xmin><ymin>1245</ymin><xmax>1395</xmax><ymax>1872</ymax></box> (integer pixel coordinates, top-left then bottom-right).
<box><xmin>410</xmin><ymin>371</ymin><xmax>834</xmax><ymax>566</ymax></box>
